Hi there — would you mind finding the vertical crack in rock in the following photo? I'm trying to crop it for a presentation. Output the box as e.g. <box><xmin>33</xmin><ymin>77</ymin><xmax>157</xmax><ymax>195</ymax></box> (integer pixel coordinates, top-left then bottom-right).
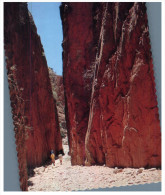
<box><xmin>61</xmin><ymin>2</ymin><xmax>100</xmax><ymax>165</ymax></box>
<box><xmin>61</xmin><ymin>2</ymin><xmax>161</xmax><ymax>168</ymax></box>
<box><xmin>114</xmin><ymin>3</ymin><xmax>119</xmax><ymax>43</ymax></box>
<box><xmin>128</xmin><ymin>3</ymin><xmax>139</xmax><ymax>38</ymax></box>
<box><xmin>85</xmin><ymin>3</ymin><xmax>108</xmax><ymax>165</ymax></box>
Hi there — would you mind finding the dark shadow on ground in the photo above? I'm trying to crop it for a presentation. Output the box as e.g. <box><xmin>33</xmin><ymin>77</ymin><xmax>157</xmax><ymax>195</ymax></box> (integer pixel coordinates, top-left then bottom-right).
<box><xmin>27</xmin><ymin>180</ymin><xmax>33</xmax><ymax>187</ymax></box>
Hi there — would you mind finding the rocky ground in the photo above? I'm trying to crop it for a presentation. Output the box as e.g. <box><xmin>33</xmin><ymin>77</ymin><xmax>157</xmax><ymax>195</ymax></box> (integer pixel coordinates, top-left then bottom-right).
<box><xmin>28</xmin><ymin>138</ymin><xmax>161</xmax><ymax>191</ymax></box>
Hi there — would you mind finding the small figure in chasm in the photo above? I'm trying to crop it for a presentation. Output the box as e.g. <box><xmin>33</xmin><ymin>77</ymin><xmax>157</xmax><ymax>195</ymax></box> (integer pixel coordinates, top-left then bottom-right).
<box><xmin>50</xmin><ymin>150</ymin><xmax>55</xmax><ymax>166</ymax></box>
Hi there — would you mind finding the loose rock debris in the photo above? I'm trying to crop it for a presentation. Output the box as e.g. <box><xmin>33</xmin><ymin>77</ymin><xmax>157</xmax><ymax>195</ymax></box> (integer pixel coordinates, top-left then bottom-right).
<box><xmin>28</xmin><ymin>143</ymin><xmax>161</xmax><ymax>191</ymax></box>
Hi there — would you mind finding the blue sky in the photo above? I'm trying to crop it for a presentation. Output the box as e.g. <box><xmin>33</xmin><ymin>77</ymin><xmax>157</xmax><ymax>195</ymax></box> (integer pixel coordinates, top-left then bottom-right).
<box><xmin>28</xmin><ymin>2</ymin><xmax>63</xmax><ymax>75</ymax></box>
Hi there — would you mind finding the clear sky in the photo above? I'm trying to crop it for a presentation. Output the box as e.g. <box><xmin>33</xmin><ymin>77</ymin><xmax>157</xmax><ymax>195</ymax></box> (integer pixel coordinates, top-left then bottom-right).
<box><xmin>28</xmin><ymin>2</ymin><xmax>63</xmax><ymax>75</ymax></box>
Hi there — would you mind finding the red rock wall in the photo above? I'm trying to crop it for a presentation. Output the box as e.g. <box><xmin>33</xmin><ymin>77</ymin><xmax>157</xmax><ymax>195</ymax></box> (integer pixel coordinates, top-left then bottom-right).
<box><xmin>61</xmin><ymin>2</ymin><xmax>161</xmax><ymax>168</ymax></box>
<box><xmin>60</xmin><ymin>2</ymin><xmax>97</xmax><ymax>165</ymax></box>
<box><xmin>4</xmin><ymin>2</ymin><xmax>63</xmax><ymax>190</ymax></box>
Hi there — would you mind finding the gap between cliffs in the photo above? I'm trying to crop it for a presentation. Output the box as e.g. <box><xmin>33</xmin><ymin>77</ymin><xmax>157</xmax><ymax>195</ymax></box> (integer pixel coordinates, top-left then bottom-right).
<box><xmin>4</xmin><ymin>2</ymin><xmax>161</xmax><ymax>191</ymax></box>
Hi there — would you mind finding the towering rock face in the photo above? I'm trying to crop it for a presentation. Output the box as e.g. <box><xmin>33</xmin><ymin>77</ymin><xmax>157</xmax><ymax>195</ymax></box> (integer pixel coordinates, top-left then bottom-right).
<box><xmin>61</xmin><ymin>2</ymin><xmax>161</xmax><ymax>168</ymax></box>
<box><xmin>4</xmin><ymin>2</ymin><xmax>63</xmax><ymax>190</ymax></box>
<box><xmin>60</xmin><ymin>3</ymin><xmax>97</xmax><ymax>165</ymax></box>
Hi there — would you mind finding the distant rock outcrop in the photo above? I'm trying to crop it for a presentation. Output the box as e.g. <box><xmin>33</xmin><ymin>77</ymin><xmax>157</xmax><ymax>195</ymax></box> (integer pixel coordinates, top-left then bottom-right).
<box><xmin>48</xmin><ymin>68</ymin><xmax>67</xmax><ymax>140</ymax></box>
<box><xmin>4</xmin><ymin>2</ymin><xmax>63</xmax><ymax>190</ymax></box>
<box><xmin>61</xmin><ymin>2</ymin><xmax>161</xmax><ymax>168</ymax></box>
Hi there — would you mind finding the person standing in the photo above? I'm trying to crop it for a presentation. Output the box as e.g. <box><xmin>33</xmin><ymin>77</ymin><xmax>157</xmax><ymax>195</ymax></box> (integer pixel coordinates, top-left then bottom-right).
<box><xmin>50</xmin><ymin>150</ymin><xmax>55</xmax><ymax>166</ymax></box>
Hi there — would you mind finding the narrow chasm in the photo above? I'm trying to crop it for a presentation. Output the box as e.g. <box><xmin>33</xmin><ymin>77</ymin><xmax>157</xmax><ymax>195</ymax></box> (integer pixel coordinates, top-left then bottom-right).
<box><xmin>4</xmin><ymin>2</ymin><xmax>161</xmax><ymax>192</ymax></box>
<box><xmin>48</xmin><ymin>67</ymin><xmax>69</xmax><ymax>150</ymax></box>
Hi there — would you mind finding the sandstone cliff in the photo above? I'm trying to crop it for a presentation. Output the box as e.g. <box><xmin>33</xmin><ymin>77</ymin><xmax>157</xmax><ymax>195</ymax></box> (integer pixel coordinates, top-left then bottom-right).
<box><xmin>4</xmin><ymin>2</ymin><xmax>63</xmax><ymax>190</ymax></box>
<box><xmin>60</xmin><ymin>2</ymin><xmax>97</xmax><ymax>164</ymax></box>
<box><xmin>61</xmin><ymin>2</ymin><xmax>161</xmax><ymax>168</ymax></box>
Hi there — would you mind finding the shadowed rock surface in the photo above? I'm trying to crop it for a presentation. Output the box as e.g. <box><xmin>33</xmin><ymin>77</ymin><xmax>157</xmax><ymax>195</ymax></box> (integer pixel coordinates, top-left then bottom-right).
<box><xmin>60</xmin><ymin>2</ymin><xmax>161</xmax><ymax>168</ymax></box>
<box><xmin>48</xmin><ymin>68</ymin><xmax>67</xmax><ymax>140</ymax></box>
<box><xmin>4</xmin><ymin>2</ymin><xmax>63</xmax><ymax>190</ymax></box>
<box><xmin>60</xmin><ymin>2</ymin><xmax>97</xmax><ymax>165</ymax></box>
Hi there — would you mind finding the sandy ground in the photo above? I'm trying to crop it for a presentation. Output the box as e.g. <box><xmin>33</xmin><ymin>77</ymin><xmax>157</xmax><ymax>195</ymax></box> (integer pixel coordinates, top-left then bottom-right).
<box><xmin>28</xmin><ymin>140</ymin><xmax>161</xmax><ymax>191</ymax></box>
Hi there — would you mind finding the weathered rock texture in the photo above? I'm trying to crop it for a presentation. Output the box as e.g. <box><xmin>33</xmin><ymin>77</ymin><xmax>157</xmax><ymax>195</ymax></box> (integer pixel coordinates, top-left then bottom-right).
<box><xmin>48</xmin><ymin>68</ymin><xmax>67</xmax><ymax>139</ymax></box>
<box><xmin>61</xmin><ymin>2</ymin><xmax>161</xmax><ymax>168</ymax></box>
<box><xmin>4</xmin><ymin>2</ymin><xmax>63</xmax><ymax>190</ymax></box>
<box><xmin>60</xmin><ymin>2</ymin><xmax>97</xmax><ymax>164</ymax></box>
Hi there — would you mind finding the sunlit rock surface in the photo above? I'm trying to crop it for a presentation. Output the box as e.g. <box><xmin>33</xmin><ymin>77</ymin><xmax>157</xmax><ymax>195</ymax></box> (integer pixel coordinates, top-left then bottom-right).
<box><xmin>61</xmin><ymin>2</ymin><xmax>161</xmax><ymax>168</ymax></box>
